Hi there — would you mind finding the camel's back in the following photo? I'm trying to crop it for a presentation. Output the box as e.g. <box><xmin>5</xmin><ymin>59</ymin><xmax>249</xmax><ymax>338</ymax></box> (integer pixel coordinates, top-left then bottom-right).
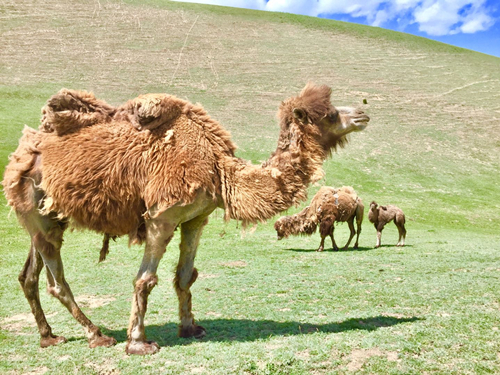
<box><xmin>39</xmin><ymin>114</ymin><xmax>228</xmax><ymax>234</ymax></box>
<box><xmin>380</xmin><ymin>205</ymin><xmax>405</xmax><ymax>222</ymax></box>
<box><xmin>334</xmin><ymin>192</ymin><xmax>357</xmax><ymax>222</ymax></box>
<box><xmin>310</xmin><ymin>186</ymin><xmax>358</xmax><ymax>222</ymax></box>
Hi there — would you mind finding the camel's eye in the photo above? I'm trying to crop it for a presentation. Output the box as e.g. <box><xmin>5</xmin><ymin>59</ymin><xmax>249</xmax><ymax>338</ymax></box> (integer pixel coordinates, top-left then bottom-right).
<box><xmin>328</xmin><ymin>111</ymin><xmax>338</xmax><ymax>123</ymax></box>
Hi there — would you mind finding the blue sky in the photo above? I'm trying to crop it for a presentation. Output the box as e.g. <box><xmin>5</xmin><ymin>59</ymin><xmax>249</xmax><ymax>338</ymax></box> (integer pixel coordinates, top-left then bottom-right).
<box><xmin>173</xmin><ymin>0</ymin><xmax>500</xmax><ymax>58</ymax></box>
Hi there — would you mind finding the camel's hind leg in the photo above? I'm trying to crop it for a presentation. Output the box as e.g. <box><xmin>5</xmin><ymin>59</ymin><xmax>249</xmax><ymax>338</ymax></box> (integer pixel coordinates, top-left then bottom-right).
<box><xmin>34</xmin><ymin>230</ymin><xmax>116</xmax><ymax>349</ymax></box>
<box><xmin>395</xmin><ymin>213</ymin><xmax>406</xmax><ymax>247</ymax></box>
<box><xmin>353</xmin><ymin>201</ymin><xmax>364</xmax><ymax>249</ymax></box>
<box><xmin>18</xmin><ymin>238</ymin><xmax>66</xmax><ymax>348</ymax></box>
<box><xmin>175</xmin><ymin>214</ymin><xmax>210</xmax><ymax>339</ymax></box>
<box><xmin>342</xmin><ymin>218</ymin><xmax>356</xmax><ymax>251</ymax></box>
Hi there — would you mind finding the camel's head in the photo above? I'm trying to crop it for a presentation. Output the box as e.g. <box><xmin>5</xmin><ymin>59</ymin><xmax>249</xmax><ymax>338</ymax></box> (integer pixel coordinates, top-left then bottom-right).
<box><xmin>274</xmin><ymin>217</ymin><xmax>289</xmax><ymax>240</ymax></box>
<box><xmin>278</xmin><ymin>83</ymin><xmax>370</xmax><ymax>152</ymax></box>
<box><xmin>369</xmin><ymin>201</ymin><xmax>378</xmax><ymax>211</ymax></box>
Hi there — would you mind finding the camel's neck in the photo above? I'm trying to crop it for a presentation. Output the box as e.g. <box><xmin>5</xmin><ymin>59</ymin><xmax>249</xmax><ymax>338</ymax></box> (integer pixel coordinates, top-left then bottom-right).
<box><xmin>218</xmin><ymin>122</ymin><xmax>327</xmax><ymax>224</ymax></box>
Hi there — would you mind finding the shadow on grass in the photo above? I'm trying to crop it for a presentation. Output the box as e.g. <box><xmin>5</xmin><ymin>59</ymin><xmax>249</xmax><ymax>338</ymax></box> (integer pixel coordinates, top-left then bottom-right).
<box><xmin>103</xmin><ymin>315</ymin><xmax>421</xmax><ymax>347</ymax></box>
<box><xmin>283</xmin><ymin>245</ymin><xmax>414</xmax><ymax>252</ymax></box>
<box><xmin>283</xmin><ymin>246</ymin><xmax>374</xmax><ymax>252</ymax></box>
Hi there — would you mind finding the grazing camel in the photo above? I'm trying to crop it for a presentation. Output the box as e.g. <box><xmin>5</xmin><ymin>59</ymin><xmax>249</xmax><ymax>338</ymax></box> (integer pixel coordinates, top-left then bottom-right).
<box><xmin>2</xmin><ymin>84</ymin><xmax>369</xmax><ymax>355</ymax></box>
<box><xmin>274</xmin><ymin>186</ymin><xmax>364</xmax><ymax>252</ymax></box>
<box><xmin>368</xmin><ymin>201</ymin><xmax>406</xmax><ymax>248</ymax></box>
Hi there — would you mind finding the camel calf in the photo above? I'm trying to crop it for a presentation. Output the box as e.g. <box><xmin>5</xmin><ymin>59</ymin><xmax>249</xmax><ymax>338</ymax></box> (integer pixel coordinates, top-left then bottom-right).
<box><xmin>368</xmin><ymin>201</ymin><xmax>406</xmax><ymax>248</ymax></box>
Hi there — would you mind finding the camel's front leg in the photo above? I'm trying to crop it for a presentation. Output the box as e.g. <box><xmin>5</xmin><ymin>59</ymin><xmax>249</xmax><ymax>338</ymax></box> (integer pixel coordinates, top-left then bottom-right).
<box><xmin>175</xmin><ymin>214</ymin><xmax>209</xmax><ymax>338</ymax></box>
<box><xmin>320</xmin><ymin>217</ymin><xmax>338</xmax><ymax>251</ymax></box>
<box><xmin>317</xmin><ymin>235</ymin><xmax>326</xmax><ymax>252</ymax></box>
<box><xmin>126</xmin><ymin>219</ymin><xmax>175</xmax><ymax>355</ymax></box>
<box><xmin>375</xmin><ymin>223</ymin><xmax>384</xmax><ymax>248</ymax></box>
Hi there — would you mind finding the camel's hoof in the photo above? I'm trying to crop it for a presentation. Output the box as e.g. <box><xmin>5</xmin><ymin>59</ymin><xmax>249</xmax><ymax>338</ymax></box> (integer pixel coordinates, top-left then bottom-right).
<box><xmin>316</xmin><ymin>248</ymin><xmax>324</xmax><ymax>252</ymax></box>
<box><xmin>333</xmin><ymin>247</ymin><xmax>340</xmax><ymax>252</ymax></box>
<box><xmin>126</xmin><ymin>340</ymin><xmax>160</xmax><ymax>355</ymax></box>
<box><xmin>40</xmin><ymin>335</ymin><xmax>67</xmax><ymax>348</ymax></box>
<box><xmin>179</xmin><ymin>324</ymin><xmax>206</xmax><ymax>339</ymax></box>
<box><xmin>89</xmin><ymin>334</ymin><xmax>117</xmax><ymax>348</ymax></box>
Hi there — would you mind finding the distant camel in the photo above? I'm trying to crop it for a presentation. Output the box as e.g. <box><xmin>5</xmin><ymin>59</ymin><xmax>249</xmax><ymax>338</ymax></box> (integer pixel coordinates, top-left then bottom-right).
<box><xmin>274</xmin><ymin>186</ymin><xmax>364</xmax><ymax>252</ymax></box>
<box><xmin>368</xmin><ymin>201</ymin><xmax>406</xmax><ymax>247</ymax></box>
<box><xmin>3</xmin><ymin>84</ymin><xmax>369</xmax><ymax>354</ymax></box>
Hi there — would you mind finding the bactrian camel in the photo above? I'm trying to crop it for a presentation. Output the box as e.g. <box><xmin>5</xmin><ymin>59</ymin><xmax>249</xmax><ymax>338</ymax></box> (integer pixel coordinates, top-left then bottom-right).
<box><xmin>3</xmin><ymin>84</ymin><xmax>369</xmax><ymax>355</ymax></box>
<box><xmin>368</xmin><ymin>201</ymin><xmax>406</xmax><ymax>247</ymax></box>
<box><xmin>274</xmin><ymin>186</ymin><xmax>364</xmax><ymax>252</ymax></box>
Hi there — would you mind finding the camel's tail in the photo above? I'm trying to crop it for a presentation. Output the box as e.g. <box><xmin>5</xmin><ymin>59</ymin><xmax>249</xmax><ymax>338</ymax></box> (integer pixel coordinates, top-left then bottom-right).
<box><xmin>355</xmin><ymin>197</ymin><xmax>364</xmax><ymax>226</ymax></box>
<box><xmin>2</xmin><ymin>126</ymin><xmax>43</xmax><ymax>215</ymax></box>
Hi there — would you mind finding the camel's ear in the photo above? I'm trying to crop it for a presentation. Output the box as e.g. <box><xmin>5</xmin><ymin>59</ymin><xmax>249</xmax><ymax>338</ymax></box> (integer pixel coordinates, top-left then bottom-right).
<box><xmin>293</xmin><ymin>108</ymin><xmax>308</xmax><ymax>123</ymax></box>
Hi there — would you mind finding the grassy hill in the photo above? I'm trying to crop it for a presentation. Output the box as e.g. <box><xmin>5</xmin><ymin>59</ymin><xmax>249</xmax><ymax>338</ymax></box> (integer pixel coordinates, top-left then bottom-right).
<box><xmin>1</xmin><ymin>0</ymin><xmax>499</xmax><ymax>373</ymax></box>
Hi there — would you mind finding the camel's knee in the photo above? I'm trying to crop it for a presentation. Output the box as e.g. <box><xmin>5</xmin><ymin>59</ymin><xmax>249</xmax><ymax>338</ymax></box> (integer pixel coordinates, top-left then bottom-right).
<box><xmin>174</xmin><ymin>267</ymin><xmax>198</xmax><ymax>292</ymax></box>
<box><xmin>19</xmin><ymin>250</ymin><xmax>43</xmax><ymax>293</ymax></box>
<box><xmin>33</xmin><ymin>231</ymin><xmax>62</xmax><ymax>258</ymax></box>
<box><xmin>134</xmin><ymin>275</ymin><xmax>158</xmax><ymax>296</ymax></box>
<box><xmin>18</xmin><ymin>258</ymin><xmax>31</xmax><ymax>287</ymax></box>
<box><xmin>19</xmin><ymin>271</ymin><xmax>39</xmax><ymax>298</ymax></box>
<box><xmin>46</xmin><ymin>279</ymin><xmax>72</xmax><ymax>300</ymax></box>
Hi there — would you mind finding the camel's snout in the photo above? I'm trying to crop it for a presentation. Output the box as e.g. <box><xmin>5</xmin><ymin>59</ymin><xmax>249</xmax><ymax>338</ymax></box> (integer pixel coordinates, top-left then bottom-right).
<box><xmin>352</xmin><ymin>111</ymin><xmax>370</xmax><ymax>131</ymax></box>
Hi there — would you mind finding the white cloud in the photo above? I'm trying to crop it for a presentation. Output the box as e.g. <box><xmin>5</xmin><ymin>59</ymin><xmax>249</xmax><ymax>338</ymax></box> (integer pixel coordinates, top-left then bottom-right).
<box><xmin>172</xmin><ymin>0</ymin><xmax>498</xmax><ymax>36</ymax></box>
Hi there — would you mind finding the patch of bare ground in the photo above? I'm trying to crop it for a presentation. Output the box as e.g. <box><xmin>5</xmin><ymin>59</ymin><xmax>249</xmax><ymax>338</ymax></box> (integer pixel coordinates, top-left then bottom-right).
<box><xmin>20</xmin><ymin>367</ymin><xmax>49</xmax><ymax>375</ymax></box>
<box><xmin>84</xmin><ymin>361</ymin><xmax>120</xmax><ymax>375</ymax></box>
<box><xmin>346</xmin><ymin>348</ymin><xmax>399</xmax><ymax>372</ymax></box>
<box><xmin>1</xmin><ymin>312</ymin><xmax>57</xmax><ymax>333</ymax></box>
<box><xmin>220</xmin><ymin>260</ymin><xmax>247</xmax><ymax>268</ymax></box>
<box><xmin>75</xmin><ymin>294</ymin><xmax>116</xmax><ymax>309</ymax></box>
<box><xmin>197</xmin><ymin>272</ymin><xmax>219</xmax><ymax>279</ymax></box>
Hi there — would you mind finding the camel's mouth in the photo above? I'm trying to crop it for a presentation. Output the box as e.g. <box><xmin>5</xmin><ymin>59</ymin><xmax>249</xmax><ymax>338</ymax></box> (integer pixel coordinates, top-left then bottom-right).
<box><xmin>336</xmin><ymin>107</ymin><xmax>370</xmax><ymax>133</ymax></box>
<box><xmin>351</xmin><ymin>113</ymin><xmax>370</xmax><ymax>131</ymax></box>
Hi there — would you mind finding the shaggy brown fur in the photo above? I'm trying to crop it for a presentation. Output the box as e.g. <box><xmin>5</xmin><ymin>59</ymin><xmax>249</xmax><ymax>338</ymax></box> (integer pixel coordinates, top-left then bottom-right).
<box><xmin>40</xmin><ymin>89</ymin><xmax>116</xmax><ymax>135</ymax></box>
<box><xmin>274</xmin><ymin>186</ymin><xmax>364</xmax><ymax>252</ymax></box>
<box><xmin>2</xmin><ymin>84</ymin><xmax>369</xmax><ymax>355</ymax></box>
<box><xmin>368</xmin><ymin>201</ymin><xmax>406</xmax><ymax>247</ymax></box>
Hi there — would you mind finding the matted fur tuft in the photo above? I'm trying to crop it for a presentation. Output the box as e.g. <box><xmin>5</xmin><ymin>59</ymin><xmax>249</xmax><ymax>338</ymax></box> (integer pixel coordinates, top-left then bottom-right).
<box><xmin>40</xmin><ymin>89</ymin><xmax>116</xmax><ymax>135</ymax></box>
<box><xmin>114</xmin><ymin>94</ymin><xmax>183</xmax><ymax>131</ymax></box>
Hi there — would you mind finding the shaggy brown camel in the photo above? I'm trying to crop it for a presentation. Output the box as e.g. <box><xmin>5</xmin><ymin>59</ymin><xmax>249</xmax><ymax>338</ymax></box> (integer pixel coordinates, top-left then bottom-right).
<box><xmin>274</xmin><ymin>186</ymin><xmax>364</xmax><ymax>251</ymax></box>
<box><xmin>368</xmin><ymin>201</ymin><xmax>406</xmax><ymax>248</ymax></box>
<box><xmin>3</xmin><ymin>84</ymin><xmax>369</xmax><ymax>355</ymax></box>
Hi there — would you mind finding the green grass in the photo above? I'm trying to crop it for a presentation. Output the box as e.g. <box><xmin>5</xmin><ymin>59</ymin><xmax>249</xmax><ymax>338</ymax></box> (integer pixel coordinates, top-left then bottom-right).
<box><xmin>1</xmin><ymin>0</ymin><xmax>500</xmax><ymax>373</ymax></box>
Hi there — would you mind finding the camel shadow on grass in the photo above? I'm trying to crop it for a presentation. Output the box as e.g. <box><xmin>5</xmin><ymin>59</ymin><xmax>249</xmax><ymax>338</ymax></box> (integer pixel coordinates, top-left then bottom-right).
<box><xmin>103</xmin><ymin>315</ymin><xmax>421</xmax><ymax>347</ymax></box>
<box><xmin>283</xmin><ymin>246</ymin><xmax>374</xmax><ymax>252</ymax></box>
<box><xmin>283</xmin><ymin>244</ymin><xmax>414</xmax><ymax>253</ymax></box>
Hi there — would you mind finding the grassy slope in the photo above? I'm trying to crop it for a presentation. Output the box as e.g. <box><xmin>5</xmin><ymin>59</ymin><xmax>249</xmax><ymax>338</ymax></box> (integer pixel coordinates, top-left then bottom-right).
<box><xmin>1</xmin><ymin>0</ymin><xmax>499</xmax><ymax>373</ymax></box>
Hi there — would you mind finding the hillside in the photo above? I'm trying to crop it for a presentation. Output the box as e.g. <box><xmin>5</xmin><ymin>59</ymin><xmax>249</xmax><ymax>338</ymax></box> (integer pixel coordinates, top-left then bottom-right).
<box><xmin>2</xmin><ymin>0</ymin><xmax>499</xmax><ymax>234</ymax></box>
